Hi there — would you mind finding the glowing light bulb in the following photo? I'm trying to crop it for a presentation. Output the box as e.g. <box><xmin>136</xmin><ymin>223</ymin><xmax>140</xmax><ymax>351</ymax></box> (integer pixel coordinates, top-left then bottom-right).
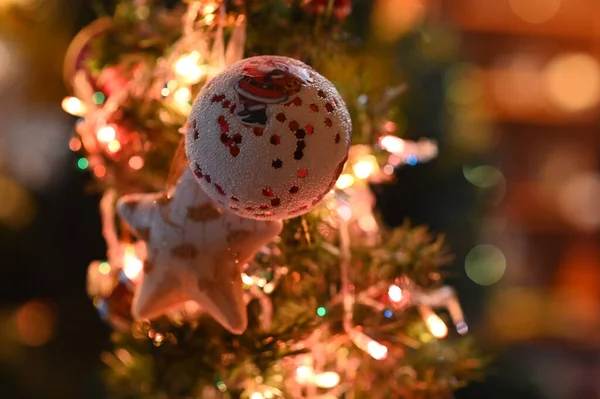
<box><xmin>123</xmin><ymin>246</ymin><xmax>143</xmax><ymax>281</ymax></box>
<box><xmin>241</xmin><ymin>273</ymin><xmax>254</xmax><ymax>285</ymax></box>
<box><xmin>388</xmin><ymin>284</ymin><xmax>404</xmax><ymax>302</ymax></box>
<box><xmin>295</xmin><ymin>365</ymin><xmax>314</xmax><ymax>384</ymax></box>
<box><xmin>367</xmin><ymin>339</ymin><xmax>388</xmax><ymax>360</ymax></box>
<box><xmin>358</xmin><ymin>214</ymin><xmax>378</xmax><ymax>232</ymax></box>
<box><xmin>314</xmin><ymin>372</ymin><xmax>340</xmax><ymax>388</ymax></box>
<box><xmin>61</xmin><ymin>96</ymin><xmax>87</xmax><ymax>116</ymax></box>
<box><xmin>174</xmin><ymin>87</ymin><xmax>192</xmax><ymax>103</ymax></box>
<box><xmin>353</xmin><ymin>155</ymin><xmax>378</xmax><ymax>179</ymax></box>
<box><xmin>350</xmin><ymin>330</ymin><xmax>388</xmax><ymax>360</ymax></box>
<box><xmin>175</xmin><ymin>52</ymin><xmax>206</xmax><ymax>83</ymax></box>
<box><xmin>96</xmin><ymin>125</ymin><xmax>116</xmax><ymax>143</ymax></box>
<box><xmin>93</xmin><ymin>164</ymin><xmax>106</xmax><ymax>178</ymax></box>
<box><xmin>203</xmin><ymin>3</ymin><xmax>216</xmax><ymax>14</ymax></box>
<box><xmin>204</xmin><ymin>13</ymin><xmax>216</xmax><ymax>23</ymax></box>
<box><xmin>379</xmin><ymin>135</ymin><xmax>405</xmax><ymax>154</ymax></box>
<box><xmin>419</xmin><ymin>306</ymin><xmax>448</xmax><ymax>338</ymax></box>
<box><xmin>335</xmin><ymin>174</ymin><xmax>355</xmax><ymax>189</ymax></box>
<box><xmin>251</xmin><ymin>393</ymin><xmax>264</xmax><ymax>399</ymax></box>
<box><xmin>107</xmin><ymin>140</ymin><xmax>121</xmax><ymax>153</ymax></box>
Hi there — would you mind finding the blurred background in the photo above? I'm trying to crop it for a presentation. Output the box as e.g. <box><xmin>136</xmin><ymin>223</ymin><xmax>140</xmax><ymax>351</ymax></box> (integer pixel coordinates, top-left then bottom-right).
<box><xmin>1</xmin><ymin>0</ymin><xmax>599</xmax><ymax>398</ymax></box>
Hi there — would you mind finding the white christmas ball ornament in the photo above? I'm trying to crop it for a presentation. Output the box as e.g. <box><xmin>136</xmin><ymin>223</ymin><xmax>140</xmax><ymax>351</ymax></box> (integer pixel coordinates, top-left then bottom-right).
<box><xmin>186</xmin><ymin>55</ymin><xmax>351</xmax><ymax>220</ymax></box>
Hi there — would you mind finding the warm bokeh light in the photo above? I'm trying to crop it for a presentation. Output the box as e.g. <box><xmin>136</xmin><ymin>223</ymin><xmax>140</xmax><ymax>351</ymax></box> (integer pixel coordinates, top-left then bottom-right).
<box><xmin>93</xmin><ymin>164</ymin><xmax>106</xmax><ymax>178</ymax></box>
<box><xmin>98</xmin><ymin>261</ymin><xmax>111</xmax><ymax>275</ymax></box>
<box><xmin>96</xmin><ymin>125</ymin><xmax>116</xmax><ymax>143</ymax></box>
<box><xmin>295</xmin><ymin>365</ymin><xmax>313</xmax><ymax>384</ymax></box>
<box><xmin>463</xmin><ymin>165</ymin><xmax>504</xmax><ymax>188</ymax></box>
<box><xmin>203</xmin><ymin>3</ymin><xmax>216</xmax><ymax>14</ymax></box>
<box><xmin>123</xmin><ymin>245</ymin><xmax>143</xmax><ymax>281</ymax></box>
<box><xmin>241</xmin><ymin>273</ymin><xmax>254</xmax><ymax>286</ymax></box>
<box><xmin>15</xmin><ymin>300</ymin><xmax>57</xmax><ymax>347</ymax></box>
<box><xmin>358</xmin><ymin>214</ymin><xmax>378</xmax><ymax>232</ymax></box>
<box><xmin>0</xmin><ymin>175</ymin><xmax>35</xmax><ymax>229</ymax></box>
<box><xmin>175</xmin><ymin>51</ymin><xmax>206</xmax><ymax>83</ymax></box>
<box><xmin>544</xmin><ymin>53</ymin><xmax>600</xmax><ymax>112</ymax></box>
<box><xmin>107</xmin><ymin>139</ymin><xmax>121</xmax><ymax>153</ymax></box>
<box><xmin>250</xmin><ymin>392</ymin><xmax>264</xmax><ymax>399</ymax></box>
<box><xmin>388</xmin><ymin>284</ymin><xmax>404</xmax><ymax>302</ymax></box>
<box><xmin>379</xmin><ymin>135</ymin><xmax>405</xmax><ymax>154</ymax></box>
<box><xmin>558</xmin><ymin>172</ymin><xmax>600</xmax><ymax>230</ymax></box>
<box><xmin>465</xmin><ymin>245</ymin><xmax>506</xmax><ymax>286</ymax></box>
<box><xmin>314</xmin><ymin>371</ymin><xmax>340</xmax><ymax>388</ymax></box>
<box><xmin>128</xmin><ymin>155</ymin><xmax>144</xmax><ymax>170</ymax></box>
<box><xmin>353</xmin><ymin>155</ymin><xmax>378</xmax><ymax>179</ymax></box>
<box><xmin>509</xmin><ymin>0</ymin><xmax>561</xmax><ymax>24</ymax></box>
<box><xmin>69</xmin><ymin>137</ymin><xmax>82</xmax><ymax>152</ymax></box>
<box><xmin>424</xmin><ymin>311</ymin><xmax>448</xmax><ymax>338</ymax></box>
<box><xmin>372</xmin><ymin>0</ymin><xmax>426</xmax><ymax>41</ymax></box>
<box><xmin>335</xmin><ymin>173</ymin><xmax>355</xmax><ymax>189</ymax></box>
<box><xmin>337</xmin><ymin>204</ymin><xmax>352</xmax><ymax>221</ymax></box>
<box><xmin>61</xmin><ymin>96</ymin><xmax>87</xmax><ymax>116</ymax></box>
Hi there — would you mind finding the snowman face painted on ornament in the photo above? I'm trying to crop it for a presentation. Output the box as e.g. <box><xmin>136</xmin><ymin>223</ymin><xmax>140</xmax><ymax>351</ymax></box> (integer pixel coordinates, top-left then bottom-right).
<box><xmin>185</xmin><ymin>55</ymin><xmax>352</xmax><ymax>220</ymax></box>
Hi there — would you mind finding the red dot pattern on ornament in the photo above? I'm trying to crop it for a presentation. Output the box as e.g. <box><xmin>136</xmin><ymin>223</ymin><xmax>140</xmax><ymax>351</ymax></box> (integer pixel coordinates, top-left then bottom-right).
<box><xmin>230</xmin><ymin>104</ymin><xmax>237</xmax><ymax>114</ymax></box>
<box><xmin>324</xmin><ymin>118</ymin><xmax>332</xmax><ymax>128</ymax></box>
<box><xmin>192</xmin><ymin>120</ymin><xmax>199</xmax><ymax>140</ymax></box>
<box><xmin>285</xmin><ymin>97</ymin><xmax>303</xmax><ymax>107</ymax></box>
<box><xmin>231</xmin><ymin>196</ymin><xmax>239</xmax><ymax>201</ymax></box>
<box><xmin>212</xmin><ymin>94</ymin><xmax>225</xmax><ymax>103</ymax></box>
<box><xmin>318</xmin><ymin>90</ymin><xmax>326</xmax><ymax>98</ymax></box>
<box><xmin>193</xmin><ymin>163</ymin><xmax>204</xmax><ymax>179</ymax></box>
<box><xmin>298</xmin><ymin>168</ymin><xmax>308</xmax><ymax>178</ymax></box>
<box><xmin>230</xmin><ymin>206</ymin><xmax>239</xmax><ymax>211</ymax></box>
<box><xmin>270</xmin><ymin>135</ymin><xmax>280</xmax><ymax>145</ymax></box>
<box><xmin>205</xmin><ymin>175</ymin><xmax>212</xmax><ymax>183</ymax></box>
<box><xmin>325</xmin><ymin>102</ymin><xmax>335</xmax><ymax>113</ymax></box>
<box><xmin>218</xmin><ymin>114</ymin><xmax>243</xmax><ymax>157</ymax></box>
<box><xmin>259</xmin><ymin>204</ymin><xmax>269</xmax><ymax>210</ymax></box>
<box><xmin>222</xmin><ymin>100</ymin><xmax>231</xmax><ymax>108</ymax></box>
<box><xmin>309</xmin><ymin>104</ymin><xmax>319</xmax><ymax>112</ymax></box>
<box><xmin>305</xmin><ymin>124</ymin><xmax>314</xmax><ymax>135</ymax></box>
<box><xmin>262</xmin><ymin>188</ymin><xmax>273</xmax><ymax>197</ymax></box>
<box><xmin>272</xmin><ymin>159</ymin><xmax>283</xmax><ymax>169</ymax></box>
<box><xmin>335</xmin><ymin>133</ymin><xmax>341</xmax><ymax>144</ymax></box>
<box><xmin>215</xmin><ymin>184</ymin><xmax>226</xmax><ymax>195</ymax></box>
<box><xmin>289</xmin><ymin>121</ymin><xmax>300</xmax><ymax>131</ymax></box>
<box><xmin>253</xmin><ymin>127</ymin><xmax>264</xmax><ymax>136</ymax></box>
<box><xmin>271</xmin><ymin>197</ymin><xmax>281</xmax><ymax>207</ymax></box>
<box><xmin>276</xmin><ymin>113</ymin><xmax>286</xmax><ymax>122</ymax></box>
<box><xmin>289</xmin><ymin>185</ymin><xmax>299</xmax><ymax>194</ymax></box>
<box><xmin>245</xmin><ymin>206</ymin><xmax>254</xmax><ymax>211</ymax></box>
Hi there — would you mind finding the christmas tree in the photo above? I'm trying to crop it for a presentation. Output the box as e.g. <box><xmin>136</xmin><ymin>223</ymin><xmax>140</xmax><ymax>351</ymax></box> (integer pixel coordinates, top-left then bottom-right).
<box><xmin>61</xmin><ymin>1</ymin><xmax>483</xmax><ymax>397</ymax></box>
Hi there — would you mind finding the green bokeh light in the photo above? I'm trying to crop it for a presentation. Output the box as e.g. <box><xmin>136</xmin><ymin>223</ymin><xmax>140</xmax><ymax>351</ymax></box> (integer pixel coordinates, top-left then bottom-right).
<box><xmin>77</xmin><ymin>157</ymin><xmax>89</xmax><ymax>170</ymax></box>
<box><xmin>316</xmin><ymin>306</ymin><xmax>327</xmax><ymax>317</ymax></box>
<box><xmin>93</xmin><ymin>91</ymin><xmax>106</xmax><ymax>105</ymax></box>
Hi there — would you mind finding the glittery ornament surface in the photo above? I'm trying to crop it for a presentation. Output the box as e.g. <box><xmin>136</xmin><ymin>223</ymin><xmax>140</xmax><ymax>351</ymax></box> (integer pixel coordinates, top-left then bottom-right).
<box><xmin>186</xmin><ymin>55</ymin><xmax>351</xmax><ymax>220</ymax></box>
<box><xmin>116</xmin><ymin>169</ymin><xmax>283</xmax><ymax>334</ymax></box>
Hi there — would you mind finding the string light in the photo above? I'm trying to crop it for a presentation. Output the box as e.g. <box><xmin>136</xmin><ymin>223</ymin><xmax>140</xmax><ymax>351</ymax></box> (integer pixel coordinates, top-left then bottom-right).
<box><xmin>419</xmin><ymin>306</ymin><xmax>448</xmax><ymax>338</ymax></box>
<box><xmin>316</xmin><ymin>306</ymin><xmax>327</xmax><ymax>317</ymax></box>
<box><xmin>241</xmin><ymin>273</ymin><xmax>254</xmax><ymax>285</ymax></box>
<box><xmin>96</xmin><ymin>125</ymin><xmax>116</xmax><ymax>143</ymax></box>
<box><xmin>388</xmin><ymin>284</ymin><xmax>403</xmax><ymax>302</ymax></box>
<box><xmin>250</xmin><ymin>393</ymin><xmax>264</xmax><ymax>399</ymax></box>
<box><xmin>61</xmin><ymin>96</ymin><xmax>87</xmax><ymax>116</ymax></box>
<box><xmin>295</xmin><ymin>365</ymin><xmax>313</xmax><ymax>384</ymax></box>
<box><xmin>350</xmin><ymin>330</ymin><xmax>388</xmax><ymax>360</ymax></box>
<box><xmin>379</xmin><ymin>135</ymin><xmax>405</xmax><ymax>154</ymax></box>
<box><xmin>123</xmin><ymin>245</ymin><xmax>143</xmax><ymax>282</ymax></box>
<box><xmin>314</xmin><ymin>372</ymin><xmax>340</xmax><ymax>388</ymax></box>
